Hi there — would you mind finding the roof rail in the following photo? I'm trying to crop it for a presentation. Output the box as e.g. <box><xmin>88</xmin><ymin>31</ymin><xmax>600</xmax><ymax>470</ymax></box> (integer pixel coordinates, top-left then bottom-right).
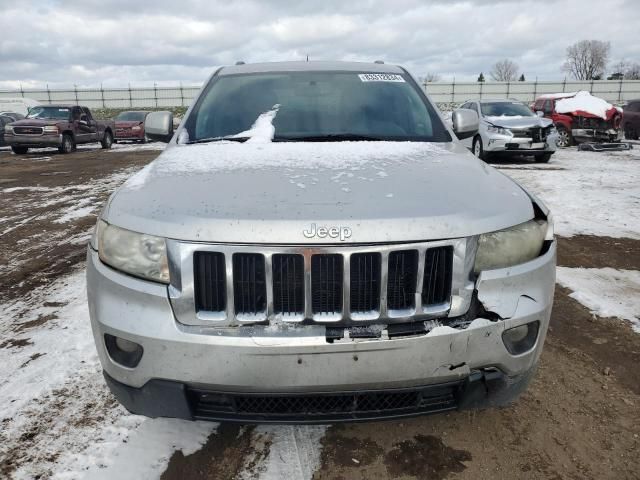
<box><xmin>235</xmin><ymin>61</ymin><xmax>245</xmax><ymax>65</ymax></box>
<box><xmin>374</xmin><ymin>60</ymin><xmax>384</xmax><ymax>64</ymax></box>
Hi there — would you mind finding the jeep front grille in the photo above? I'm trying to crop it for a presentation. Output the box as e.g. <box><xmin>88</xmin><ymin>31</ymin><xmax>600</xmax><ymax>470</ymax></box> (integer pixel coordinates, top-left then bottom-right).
<box><xmin>194</xmin><ymin>252</ymin><xmax>226</xmax><ymax>312</ymax></box>
<box><xmin>233</xmin><ymin>253</ymin><xmax>267</xmax><ymax>319</ymax></box>
<box><xmin>272</xmin><ymin>254</ymin><xmax>304</xmax><ymax>316</ymax></box>
<box><xmin>311</xmin><ymin>254</ymin><xmax>343</xmax><ymax>317</ymax></box>
<box><xmin>173</xmin><ymin>239</ymin><xmax>470</xmax><ymax>327</ymax></box>
<box><xmin>387</xmin><ymin>250</ymin><xmax>419</xmax><ymax>312</ymax></box>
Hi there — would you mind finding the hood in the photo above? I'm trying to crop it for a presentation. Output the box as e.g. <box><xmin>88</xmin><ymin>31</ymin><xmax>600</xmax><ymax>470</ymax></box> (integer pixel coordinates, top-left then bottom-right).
<box><xmin>105</xmin><ymin>141</ymin><xmax>535</xmax><ymax>244</ymax></box>
<box><xmin>10</xmin><ymin>118</ymin><xmax>60</xmax><ymax>127</ymax></box>
<box><xmin>484</xmin><ymin>115</ymin><xmax>552</xmax><ymax>129</ymax></box>
<box><xmin>115</xmin><ymin>120</ymin><xmax>144</xmax><ymax>128</ymax></box>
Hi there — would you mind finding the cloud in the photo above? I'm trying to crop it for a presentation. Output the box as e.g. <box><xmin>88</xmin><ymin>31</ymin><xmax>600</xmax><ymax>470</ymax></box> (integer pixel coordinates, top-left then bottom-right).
<box><xmin>0</xmin><ymin>0</ymin><xmax>638</xmax><ymax>88</ymax></box>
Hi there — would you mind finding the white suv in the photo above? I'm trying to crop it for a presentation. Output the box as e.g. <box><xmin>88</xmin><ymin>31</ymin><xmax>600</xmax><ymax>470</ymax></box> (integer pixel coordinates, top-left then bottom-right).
<box><xmin>456</xmin><ymin>99</ymin><xmax>558</xmax><ymax>162</ymax></box>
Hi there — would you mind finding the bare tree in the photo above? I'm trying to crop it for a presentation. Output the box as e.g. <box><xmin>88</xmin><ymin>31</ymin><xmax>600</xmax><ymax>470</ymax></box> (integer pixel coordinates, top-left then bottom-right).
<box><xmin>420</xmin><ymin>73</ymin><xmax>442</xmax><ymax>83</ymax></box>
<box><xmin>624</xmin><ymin>62</ymin><xmax>640</xmax><ymax>80</ymax></box>
<box><xmin>563</xmin><ymin>40</ymin><xmax>610</xmax><ymax>80</ymax></box>
<box><xmin>490</xmin><ymin>59</ymin><xmax>519</xmax><ymax>81</ymax></box>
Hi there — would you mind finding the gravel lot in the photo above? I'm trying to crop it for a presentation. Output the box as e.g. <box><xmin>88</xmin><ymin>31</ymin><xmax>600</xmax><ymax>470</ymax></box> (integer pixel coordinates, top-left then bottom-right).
<box><xmin>1</xmin><ymin>143</ymin><xmax>639</xmax><ymax>479</ymax></box>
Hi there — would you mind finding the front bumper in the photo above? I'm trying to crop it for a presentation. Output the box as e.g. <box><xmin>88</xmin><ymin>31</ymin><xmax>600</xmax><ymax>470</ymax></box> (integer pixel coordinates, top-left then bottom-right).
<box><xmin>5</xmin><ymin>133</ymin><xmax>62</xmax><ymax>148</ymax></box>
<box><xmin>485</xmin><ymin>132</ymin><xmax>558</xmax><ymax>153</ymax></box>
<box><xmin>115</xmin><ymin>128</ymin><xmax>144</xmax><ymax>140</ymax></box>
<box><xmin>87</xmin><ymin>242</ymin><xmax>556</xmax><ymax>421</ymax></box>
<box><xmin>572</xmin><ymin>128</ymin><xmax>621</xmax><ymax>142</ymax></box>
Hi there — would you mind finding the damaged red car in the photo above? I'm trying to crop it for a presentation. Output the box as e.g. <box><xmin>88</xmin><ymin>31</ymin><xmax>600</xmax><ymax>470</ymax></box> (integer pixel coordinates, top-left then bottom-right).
<box><xmin>114</xmin><ymin>111</ymin><xmax>152</xmax><ymax>143</ymax></box>
<box><xmin>532</xmin><ymin>91</ymin><xmax>623</xmax><ymax>147</ymax></box>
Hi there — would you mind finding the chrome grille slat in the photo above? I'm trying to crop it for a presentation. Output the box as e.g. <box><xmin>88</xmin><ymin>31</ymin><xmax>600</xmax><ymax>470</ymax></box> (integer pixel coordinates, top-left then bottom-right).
<box><xmin>350</xmin><ymin>253</ymin><xmax>381</xmax><ymax>315</ymax></box>
<box><xmin>233</xmin><ymin>253</ymin><xmax>267</xmax><ymax>318</ymax></box>
<box><xmin>272</xmin><ymin>254</ymin><xmax>304</xmax><ymax>317</ymax></box>
<box><xmin>387</xmin><ymin>250</ymin><xmax>418</xmax><ymax>312</ymax></box>
<box><xmin>422</xmin><ymin>247</ymin><xmax>454</xmax><ymax>307</ymax></box>
<box><xmin>170</xmin><ymin>239</ymin><xmax>472</xmax><ymax>327</ymax></box>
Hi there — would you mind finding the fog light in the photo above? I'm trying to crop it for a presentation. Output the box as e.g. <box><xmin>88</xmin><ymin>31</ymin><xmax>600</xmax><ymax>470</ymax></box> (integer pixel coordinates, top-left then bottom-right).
<box><xmin>502</xmin><ymin>321</ymin><xmax>539</xmax><ymax>355</ymax></box>
<box><xmin>104</xmin><ymin>334</ymin><xmax>143</xmax><ymax>368</ymax></box>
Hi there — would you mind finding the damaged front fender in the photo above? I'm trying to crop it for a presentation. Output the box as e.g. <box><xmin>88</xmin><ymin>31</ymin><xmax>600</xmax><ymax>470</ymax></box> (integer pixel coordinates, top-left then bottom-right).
<box><xmin>476</xmin><ymin>241</ymin><xmax>556</xmax><ymax>319</ymax></box>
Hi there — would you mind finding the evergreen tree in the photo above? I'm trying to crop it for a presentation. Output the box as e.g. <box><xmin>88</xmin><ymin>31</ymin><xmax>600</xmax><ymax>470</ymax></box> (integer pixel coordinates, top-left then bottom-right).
<box><xmin>519</xmin><ymin>74</ymin><xmax>526</xmax><ymax>81</ymax></box>
<box><xmin>477</xmin><ymin>72</ymin><xmax>485</xmax><ymax>82</ymax></box>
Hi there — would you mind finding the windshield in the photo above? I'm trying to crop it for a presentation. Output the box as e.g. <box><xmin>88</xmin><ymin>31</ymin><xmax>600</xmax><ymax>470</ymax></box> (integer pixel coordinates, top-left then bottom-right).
<box><xmin>116</xmin><ymin>111</ymin><xmax>147</xmax><ymax>121</ymax></box>
<box><xmin>185</xmin><ymin>71</ymin><xmax>450</xmax><ymax>142</ymax></box>
<box><xmin>26</xmin><ymin>106</ymin><xmax>71</xmax><ymax>120</ymax></box>
<box><xmin>481</xmin><ymin>102</ymin><xmax>534</xmax><ymax>117</ymax></box>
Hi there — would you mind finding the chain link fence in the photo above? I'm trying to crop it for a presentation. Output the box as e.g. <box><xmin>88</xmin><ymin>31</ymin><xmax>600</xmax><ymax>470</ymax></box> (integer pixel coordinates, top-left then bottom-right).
<box><xmin>1</xmin><ymin>80</ymin><xmax>639</xmax><ymax>110</ymax></box>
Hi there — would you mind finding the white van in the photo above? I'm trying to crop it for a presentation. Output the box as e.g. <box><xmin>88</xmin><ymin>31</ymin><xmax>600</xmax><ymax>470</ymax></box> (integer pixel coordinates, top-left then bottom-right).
<box><xmin>0</xmin><ymin>97</ymin><xmax>40</xmax><ymax>117</ymax></box>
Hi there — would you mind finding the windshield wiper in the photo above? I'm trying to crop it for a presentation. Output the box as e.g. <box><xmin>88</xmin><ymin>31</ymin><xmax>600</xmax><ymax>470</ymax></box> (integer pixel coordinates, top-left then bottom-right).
<box><xmin>274</xmin><ymin>133</ymin><xmax>387</xmax><ymax>142</ymax></box>
<box><xmin>187</xmin><ymin>135</ymin><xmax>249</xmax><ymax>144</ymax></box>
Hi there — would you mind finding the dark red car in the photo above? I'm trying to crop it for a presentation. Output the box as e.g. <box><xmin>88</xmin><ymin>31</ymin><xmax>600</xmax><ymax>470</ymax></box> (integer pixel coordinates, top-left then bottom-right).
<box><xmin>623</xmin><ymin>99</ymin><xmax>640</xmax><ymax>140</ymax></box>
<box><xmin>114</xmin><ymin>111</ymin><xmax>151</xmax><ymax>143</ymax></box>
<box><xmin>532</xmin><ymin>92</ymin><xmax>623</xmax><ymax>147</ymax></box>
<box><xmin>5</xmin><ymin>105</ymin><xmax>114</xmax><ymax>154</ymax></box>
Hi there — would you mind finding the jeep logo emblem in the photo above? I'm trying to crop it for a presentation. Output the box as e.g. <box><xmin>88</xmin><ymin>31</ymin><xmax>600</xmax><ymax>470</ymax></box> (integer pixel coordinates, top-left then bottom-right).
<box><xmin>303</xmin><ymin>223</ymin><xmax>352</xmax><ymax>241</ymax></box>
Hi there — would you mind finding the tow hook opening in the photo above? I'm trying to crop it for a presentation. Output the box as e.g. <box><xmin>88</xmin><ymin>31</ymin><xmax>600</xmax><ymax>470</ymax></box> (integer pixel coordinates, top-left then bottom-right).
<box><xmin>502</xmin><ymin>321</ymin><xmax>540</xmax><ymax>355</ymax></box>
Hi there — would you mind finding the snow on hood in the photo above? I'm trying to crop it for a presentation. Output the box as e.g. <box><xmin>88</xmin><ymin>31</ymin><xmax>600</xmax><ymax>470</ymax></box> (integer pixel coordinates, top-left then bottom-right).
<box><xmin>107</xmin><ymin>141</ymin><xmax>535</xmax><ymax>244</ymax></box>
<box><xmin>555</xmin><ymin>91</ymin><xmax>617</xmax><ymax>120</ymax></box>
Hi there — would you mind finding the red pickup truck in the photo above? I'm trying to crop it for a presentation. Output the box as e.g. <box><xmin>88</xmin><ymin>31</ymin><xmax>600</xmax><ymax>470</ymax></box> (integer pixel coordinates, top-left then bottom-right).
<box><xmin>4</xmin><ymin>104</ymin><xmax>115</xmax><ymax>154</ymax></box>
<box><xmin>532</xmin><ymin>92</ymin><xmax>622</xmax><ymax>147</ymax></box>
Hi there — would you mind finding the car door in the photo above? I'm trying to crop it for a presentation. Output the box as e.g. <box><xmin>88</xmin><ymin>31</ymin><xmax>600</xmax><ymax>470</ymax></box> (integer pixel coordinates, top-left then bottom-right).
<box><xmin>82</xmin><ymin>107</ymin><xmax>99</xmax><ymax>141</ymax></box>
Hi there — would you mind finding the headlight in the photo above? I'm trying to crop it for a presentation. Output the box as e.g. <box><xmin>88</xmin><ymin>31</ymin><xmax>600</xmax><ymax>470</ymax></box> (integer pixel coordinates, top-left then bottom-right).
<box><xmin>131</xmin><ymin>125</ymin><xmax>142</xmax><ymax>131</ymax></box>
<box><xmin>4</xmin><ymin>125</ymin><xmax>12</xmax><ymax>134</ymax></box>
<box><xmin>97</xmin><ymin>220</ymin><xmax>169</xmax><ymax>283</ymax></box>
<box><xmin>487</xmin><ymin>125</ymin><xmax>512</xmax><ymax>136</ymax></box>
<box><xmin>43</xmin><ymin>125</ymin><xmax>59</xmax><ymax>134</ymax></box>
<box><xmin>474</xmin><ymin>219</ymin><xmax>549</xmax><ymax>273</ymax></box>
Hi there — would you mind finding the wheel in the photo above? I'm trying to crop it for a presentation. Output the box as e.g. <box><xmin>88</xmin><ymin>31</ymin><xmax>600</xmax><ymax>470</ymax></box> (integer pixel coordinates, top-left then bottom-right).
<box><xmin>535</xmin><ymin>153</ymin><xmax>552</xmax><ymax>163</ymax></box>
<box><xmin>472</xmin><ymin>136</ymin><xmax>488</xmax><ymax>161</ymax></box>
<box><xmin>555</xmin><ymin>125</ymin><xmax>572</xmax><ymax>148</ymax></box>
<box><xmin>101</xmin><ymin>130</ymin><xmax>113</xmax><ymax>149</ymax></box>
<box><xmin>11</xmin><ymin>146</ymin><xmax>28</xmax><ymax>155</ymax></box>
<box><xmin>624</xmin><ymin>123</ymin><xmax>638</xmax><ymax>140</ymax></box>
<box><xmin>59</xmin><ymin>134</ymin><xmax>75</xmax><ymax>154</ymax></box>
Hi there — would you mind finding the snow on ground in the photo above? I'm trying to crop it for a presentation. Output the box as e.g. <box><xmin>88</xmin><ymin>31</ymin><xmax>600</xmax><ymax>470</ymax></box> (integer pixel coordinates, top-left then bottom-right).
<box><xmin>0</xmin><ymin>269</ymin><xmax>216</xmax><ymax>479</ymax></box>
<box><xmin>499</xmin><ymin>147</ymin><xmax>640</xmax><ymax>239</ymax></box>
<box><xmin>556</xmin><ymin>267</ymin><xmax>640</xmax><ymax>333</ymax></box>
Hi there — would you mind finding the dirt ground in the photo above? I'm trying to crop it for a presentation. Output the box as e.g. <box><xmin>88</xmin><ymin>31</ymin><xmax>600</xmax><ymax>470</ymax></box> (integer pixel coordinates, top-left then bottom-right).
<box><xmin>1</xmin><ymin>145</ymin><xmax>639</xmax><ymax>479</ymax></box>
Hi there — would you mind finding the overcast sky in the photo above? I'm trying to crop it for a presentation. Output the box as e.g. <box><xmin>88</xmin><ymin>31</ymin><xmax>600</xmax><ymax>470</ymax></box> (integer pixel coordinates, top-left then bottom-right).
<box><xmin>1</xmin><ymin>0</ymin><xmax>639</xmax><ymax>89</ymax></box>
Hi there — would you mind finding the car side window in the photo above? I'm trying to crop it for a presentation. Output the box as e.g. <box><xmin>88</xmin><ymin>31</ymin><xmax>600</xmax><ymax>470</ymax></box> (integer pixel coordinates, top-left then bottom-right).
<box><xmin>543</xmin><ymin>100</ymin><xmax>553</xmax><ymax>114</ymax></box>
<box><xmin>82</xmin><ymin>107</ymin><xmax>94</xmax><ymax>121</ymax></box>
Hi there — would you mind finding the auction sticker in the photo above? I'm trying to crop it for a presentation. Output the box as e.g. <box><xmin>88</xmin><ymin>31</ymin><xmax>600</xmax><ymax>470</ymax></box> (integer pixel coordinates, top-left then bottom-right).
<box><xmin>358</xmin><ymin>73</ymin><xmax>405</xmax><ymax>82</ymax></box>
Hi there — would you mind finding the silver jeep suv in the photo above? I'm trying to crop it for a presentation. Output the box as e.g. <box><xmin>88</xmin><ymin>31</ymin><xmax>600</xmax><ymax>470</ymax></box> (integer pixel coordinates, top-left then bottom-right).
<box><xmin>87</xmin><ymin>61</ymin><xmax>556</xmax><ymax>423</ymax></box>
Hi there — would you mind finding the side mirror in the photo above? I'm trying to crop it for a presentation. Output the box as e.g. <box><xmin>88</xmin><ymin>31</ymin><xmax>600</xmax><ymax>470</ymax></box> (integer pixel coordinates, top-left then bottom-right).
<box><xmin>535</xmin><ymin>111</ymin><xmax>544</xmax><ymax>117</ymax></box>
<box><xmin>79</xmin><ymin>120</ymin><xmax>88</xmax><ymax>126</ymax></box>
<box><xmin>145</xmin><ymin>111</ymin><xmax>174</xmax><ymax>143</ymax></box>
<box><xmin>452</xmin><ymin>109</ymin><xmax>479</xmax><ymax>140</ymax></box>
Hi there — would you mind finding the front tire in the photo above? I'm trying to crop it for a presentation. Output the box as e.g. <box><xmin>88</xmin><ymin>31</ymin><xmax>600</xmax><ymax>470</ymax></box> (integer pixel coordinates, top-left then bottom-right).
<box><xmin>101</xmin><ymin>130</ymin><xmax>113</xmax><ymax>149</ymax></box>
<box><xmin>556</xmin><ymin>125</ymin><xmax>572</xmax><ymax>148</ymax></box>
<box><xmin>11</xmin><ymin>146</ymin><xmax>28</xmax><ymax>155</ymax></box>
<box><xmin>58</xmin><ymin>134</ymin><xmax>75</xmax><ymax>154</ymax></box>
<box><xmin>472</xmin><ymin>136</ymin><xmax>488</xmax><ymax>161</ymax></box>
<box><xmin>535</xmin><ymin>152</ymin><xmax>552</xmax><ymax>163</ymax></box>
